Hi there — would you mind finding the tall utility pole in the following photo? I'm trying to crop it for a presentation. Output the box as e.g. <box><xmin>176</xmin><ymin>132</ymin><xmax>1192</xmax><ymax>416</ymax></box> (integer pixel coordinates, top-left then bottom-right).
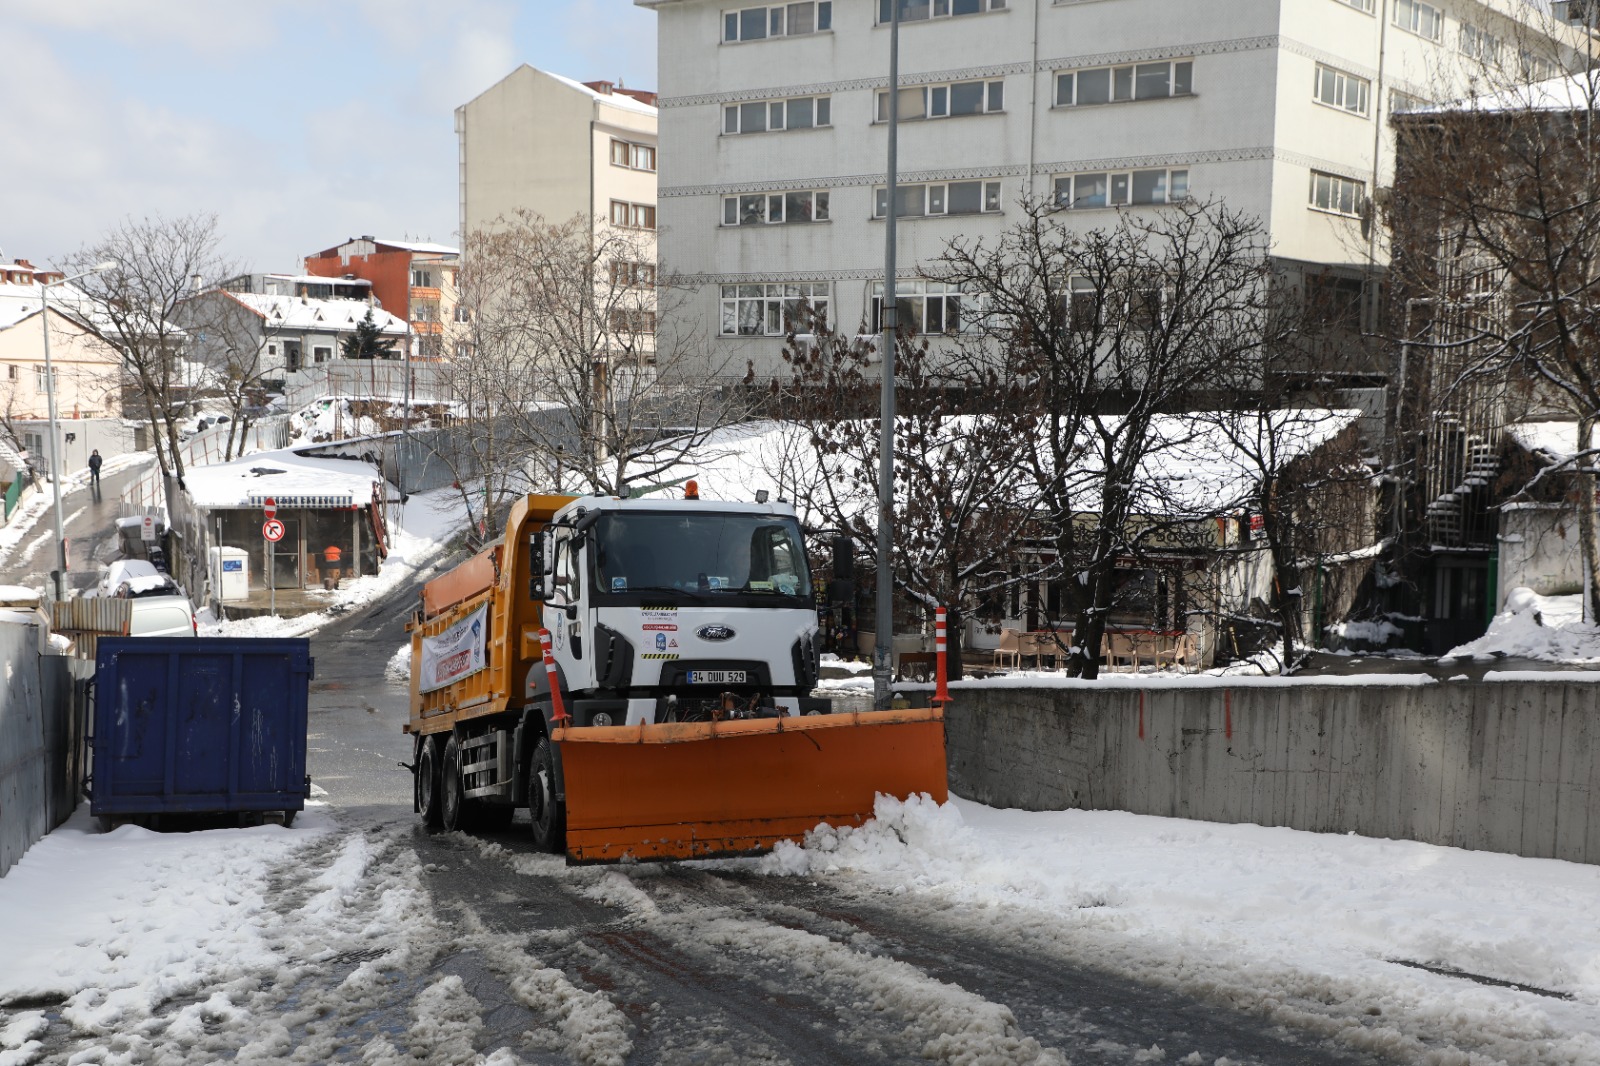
<box><xmin>874</xmin><ymin>0</ymin><xmax>902</xmax><ymax>711</ymax></box>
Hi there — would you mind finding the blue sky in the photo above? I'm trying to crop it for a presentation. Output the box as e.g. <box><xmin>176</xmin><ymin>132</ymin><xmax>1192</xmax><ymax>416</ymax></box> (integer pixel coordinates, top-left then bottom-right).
<box><xmin>0</xmin><ymin>0</ymin><xmax>658</xmax><ymax>273</ymax></box>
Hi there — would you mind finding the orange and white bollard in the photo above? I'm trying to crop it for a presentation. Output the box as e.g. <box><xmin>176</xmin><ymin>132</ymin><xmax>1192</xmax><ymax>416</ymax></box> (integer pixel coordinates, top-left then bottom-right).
<box><xmin>539</xmin><ymin>628</ymin><xmax>570</xmax><ymax>724</ymax></box>
<box><xmin>935</xmin><ymin>606</ymin><xmax>950</xmax><ymax>705</ymax></box>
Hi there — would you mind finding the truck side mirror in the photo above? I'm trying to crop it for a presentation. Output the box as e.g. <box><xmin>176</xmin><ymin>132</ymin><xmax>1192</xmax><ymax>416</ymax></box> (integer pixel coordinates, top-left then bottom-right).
<box><xmin>528</xmin><ymin>530</ymin><xmax>548</xmax><ymax>601</ymax></box>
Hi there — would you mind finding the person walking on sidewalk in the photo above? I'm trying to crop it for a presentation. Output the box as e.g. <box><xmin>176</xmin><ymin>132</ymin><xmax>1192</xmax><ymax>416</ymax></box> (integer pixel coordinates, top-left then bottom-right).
<box><xmin>88</xmin><ymin>449</ymin><xmax>102</xmax><ymax>486</ymax></box>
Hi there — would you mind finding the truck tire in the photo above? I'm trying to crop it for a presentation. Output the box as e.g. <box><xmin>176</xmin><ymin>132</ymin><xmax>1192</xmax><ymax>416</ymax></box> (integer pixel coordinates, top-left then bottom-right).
<box><xmin>417</xmin><ymin>735</ymin><xmax>444</xmax><ymax>828</ymax></box>
<box><xmin>529</xmin><ymin>737</ymin><xmax>566</xmax><ymax>854</ymax></box>
<box><xmin>441</xmin><ymin>734</ymin><xmax>467</xmax><ymax>832</ymax></box>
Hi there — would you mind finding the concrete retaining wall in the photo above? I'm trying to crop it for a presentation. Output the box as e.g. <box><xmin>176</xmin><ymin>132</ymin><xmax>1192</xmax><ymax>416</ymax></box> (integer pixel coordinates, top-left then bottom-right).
<box><xmin>0</xmin><ymin>625</ymin><xmax>80</xmax><ymax>877</ymax></box>
<box><xmin>945</xmin><ymin>679</ymin><xmax>1600</xmax><ymax>865</ymax></box>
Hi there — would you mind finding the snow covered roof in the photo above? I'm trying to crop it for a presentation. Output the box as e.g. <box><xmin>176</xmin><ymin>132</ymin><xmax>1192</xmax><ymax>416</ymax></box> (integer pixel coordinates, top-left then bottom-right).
<box><xmin>181</xmin><ymin>448</ymin><xmax>391</xmax><ymax>510</ymax></box>
<box><xmin>1509</xmin><ymin>420</ymin><xmax>1581</xmax><ymax>461</ymax></box>
<box><xmin>225</xmin><ymin>292</ymin><xmax>408</xmax><ymax>334</ymax></box>
<box><xmin>1415</xmin><ymin>73</ymin><xmax>1600</xmax><ymax>116</ymax></box>
<box><xmin>547</xmin><ymin>71</ymin><xmax>658</xmax><ymax>116</ymax></box>
<box><xmin>0</xmin><ymin>280</ymin><xmax>100</xmax><ymax>332</ymax></box>
<box><xmin>370</xmin><ymin>239</ymin><xmax>458</xmax><ymax>256</ymax></box>
<box><xmin>633</xmin><ymin>409</ymin><xmax>1364</xmax><ymax>525</ymax></box>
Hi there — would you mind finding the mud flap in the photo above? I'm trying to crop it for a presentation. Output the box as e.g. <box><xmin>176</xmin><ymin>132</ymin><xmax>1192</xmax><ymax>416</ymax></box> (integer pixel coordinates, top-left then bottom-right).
<box><xmin>553</xmin><ymin>707</ymin><xmax>948</xmax><ymax>864</ymax></box>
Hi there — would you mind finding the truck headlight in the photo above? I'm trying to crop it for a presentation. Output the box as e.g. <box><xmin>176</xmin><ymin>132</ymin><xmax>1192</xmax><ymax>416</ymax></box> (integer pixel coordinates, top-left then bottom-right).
<box><xmin>591</xmin><ymin>711</ymin><xmax>614</xmax><ymax>727</ymax></box>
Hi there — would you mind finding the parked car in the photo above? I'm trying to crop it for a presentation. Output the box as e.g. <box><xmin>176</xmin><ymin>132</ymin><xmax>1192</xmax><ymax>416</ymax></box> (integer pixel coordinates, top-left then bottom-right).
<box><xmin>99</xmin><ymin>559</ymin><xmax>180</xmax><ymax>599</ymax></box>
<box><xmin>127</xmin><ymin>595</ymin><xmax>197</xmax><ymax>637</ymax></box>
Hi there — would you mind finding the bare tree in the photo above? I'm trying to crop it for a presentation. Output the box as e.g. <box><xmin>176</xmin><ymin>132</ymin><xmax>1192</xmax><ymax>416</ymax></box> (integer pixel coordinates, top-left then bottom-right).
<box><xmin>774</xmin><ymin>322</ymin><xmax>1040</xmax><ymax>675</ymax></box>
<box><xmin>64</xmin><ymin>213</ymin><xmax>236</xmax><ymax>484</ymax></box>
<box><xmin>931</xmin><ymin>197</ymin><xmax>1279</xmax><ymax>676</ymax></box>
<box><xmin>440</xmin><ymin>211</ymin><xmax>753</xmax><ymax>527</ymax></box>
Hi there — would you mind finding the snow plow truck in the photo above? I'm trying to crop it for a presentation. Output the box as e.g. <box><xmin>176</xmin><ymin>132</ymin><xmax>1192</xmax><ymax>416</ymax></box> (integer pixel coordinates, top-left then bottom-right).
<box><xmin>405</xmin><ymin>490</ymin><xmax>947</xmax><ymax>863</ymax></box>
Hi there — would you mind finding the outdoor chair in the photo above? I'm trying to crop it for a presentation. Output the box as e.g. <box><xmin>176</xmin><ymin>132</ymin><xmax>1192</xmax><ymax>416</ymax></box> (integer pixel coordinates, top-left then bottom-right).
<box><xmin>992</xmin><ymin>628</ymin><xmax>1021</xmax><ymax>669</ymax></box>
<box><xmin>1153</xmin><ymin>632</ymin><xmax>1197</xmax><ymax>672</ymax></box>
<box><xmin>1106</xmin><ymin>631</ymin><xmax>1142</xmax><ymax>672</ymax></box>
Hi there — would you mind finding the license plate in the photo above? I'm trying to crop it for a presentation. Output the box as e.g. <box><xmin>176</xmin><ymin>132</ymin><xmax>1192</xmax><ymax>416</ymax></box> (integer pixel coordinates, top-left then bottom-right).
<box><xmin>687</xmin><ymin>670</ymin><xmax>746</xmax><ymax>685</ymax></box>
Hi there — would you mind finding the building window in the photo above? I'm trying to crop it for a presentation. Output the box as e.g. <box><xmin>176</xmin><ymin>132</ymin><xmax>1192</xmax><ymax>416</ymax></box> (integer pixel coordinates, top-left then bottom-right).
<box><xmin>723</xmin><ymin>1</ymin><xmax>832</xmax><ymax>41</ymax></box>
<box><xmin>877</xmin><ymin>0</ymin><xmax>1005</xmax><ymax>23</ymax></box>
<box><xmin>723</xmin><ymin>95</ymin><xmax>831</xmax><ymax>134</ymax></box>
<box><xmin>454</xmin><ymin>305</ymin><xmax>471</xmax><ymax>323</ymax></box>
<box><xmin>1394</xmin><ymin>0</ymin><xmax>1443</xmax><ymax>40</ymax></box>
<box><xmin>871</xmin><ymin>280</ymin><xmax>972</xmax><ymax>334</ymax></box>
<box><xmin>722</xmin><ymin>189</ymin><xmax>831</xmax><ymax>225</ymax></box>
<box><xmin>1519</xmin><ymin>49</ymin><xmax>1557</xmax><ymax>81</ymax></box>
<box><xmin>6</xmin><ymin>365</ymin><xmax>15</xmax><ymax>380</ymax></box>
<box><xmin>1055</xmin><ymin>278</ymin><xmax>1164</xmax><ymax>333</ymax></box>
<box><xmin>610</xmin><ymin>200</ymin><xmax>657</xmax><ymax>229</ymax></box>
<box><xmin>267</xmin><ymin>343</ymin><xmax>278</xmax><ymax>356</ymax></box>
<box><xmin>1314</xmin><ymin>64</ymin><xmax>1370</xmax><ymax>115</ymax></box>
<box><xmin>1053</xmin><ymin>168</ymin><xmax>1188</xmax><ymax>209</ymax></box>
<box><xmin>873</xmin><ymin>180</ymin><xmax>1002</xmax><ymax>218</ymax></box>
<box><xmin>876</xmin><ymin>79</ymin><xmax>1004</xmax><ymax>121</ymax></box>
<box><xmin>610</xmin><ymin>139</ymin><xmax>657</xmax><ymax>171</ymax></box>
<box><xmin>608</xmin><ymin>308</ymin><xmax>657</xmax><ymax>335</ymax></box>
<box><xmin>609</xmin><ymin>261</ymin><xmax>658</xmax><ymax>287</ymax></box>
<box><xmin>411</xmin><ymin>268</ymin><xmax>436</xmax><ymax>287</ymax></box>
<box><xmin>1304</xmin><ymin>274</ymin><xmax>1365</xmax><ymax>331</ymax></box>
<box><xmin>1055</xmin><ymin>61</ymin><xmax>1192</xmax><ymax>106</ymax></box>
<box><xmin>1458</xmin><ymin>23</ymin><xmax>1501</xmax><ymax>64</ymax></box>
<box><xmin>1390</xmin><ymin>90</ymin><xmax>1429</xmax><ymax>114</ymax></box>
<box><xmin>719</xmin><ymin>282</ymin><xmax>830</xmax><ymax>336</ymax></box>
<box><xmin>1332</xmin><ymin>0</ymin><xmax>1373</xmax><ymax>12</ymax></box>
<box><xmin>33</xmin><ymin>365</ymin><xmax>55</xmax><ymax>394</ymax></box>
<box><xmin>314</xmin><ymin>346</ymin><xmax>333</xmax><ymax>364</ymax></box>
<box><xmin>1309</xmin><ymin>171</ymin><xmax>1365</xmax><ymax>217</ymax></box>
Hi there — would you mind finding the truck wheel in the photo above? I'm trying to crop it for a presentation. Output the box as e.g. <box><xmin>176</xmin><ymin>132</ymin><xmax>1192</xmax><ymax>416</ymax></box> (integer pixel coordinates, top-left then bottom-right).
<box><xmin>528</xmin><ymin>737</ymin><xmax>566</xmax><ymax>854</ymax></box>
<box><xmin>417</xmin><ymin>736</ymin><xmax>443</xmax><ymax>828</ymax></box>
<box><xmin>441</xmin><ymin>734</ymin><xmax>467</xmax><ymax>832</ymax></box>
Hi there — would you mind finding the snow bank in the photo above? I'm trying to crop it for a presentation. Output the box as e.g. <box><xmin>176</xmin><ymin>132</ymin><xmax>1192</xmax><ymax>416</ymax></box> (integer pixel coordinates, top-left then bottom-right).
<box><xmin>1449</xmin><ymin>589</ymin><xmax>1600</xmax><ymax>663</ymax></box>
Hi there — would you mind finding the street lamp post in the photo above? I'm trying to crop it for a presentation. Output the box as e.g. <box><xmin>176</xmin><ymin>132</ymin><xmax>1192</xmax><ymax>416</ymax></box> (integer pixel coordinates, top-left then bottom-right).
<box><xmin>38</xmin><ymin>260</ymin><xmax>116</xmax><ymax>600</ymax></box>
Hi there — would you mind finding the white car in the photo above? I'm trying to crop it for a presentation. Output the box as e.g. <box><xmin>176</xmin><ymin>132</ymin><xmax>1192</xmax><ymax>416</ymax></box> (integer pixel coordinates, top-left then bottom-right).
<box><xmin>99</xmin><ymin>559</ymin><xmax>180</xmax><ymax>599</ymax></box>
<box><xmin>126</xmin><ymin>595</ymin><xmax>197</xmax><ymax>637</ymax></box>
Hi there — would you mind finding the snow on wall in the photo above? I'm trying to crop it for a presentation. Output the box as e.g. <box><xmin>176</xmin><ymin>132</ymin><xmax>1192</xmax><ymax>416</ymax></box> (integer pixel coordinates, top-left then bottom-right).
<box><xmin>1498</xmin><ymin>504</ymin><xmax>1584</xmax><ymax>609</ymax></box>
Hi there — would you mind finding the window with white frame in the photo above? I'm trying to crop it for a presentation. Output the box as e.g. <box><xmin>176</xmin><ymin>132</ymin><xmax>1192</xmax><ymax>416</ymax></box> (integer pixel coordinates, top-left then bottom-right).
<box><xmin>610</xmin><ymin>139</ymin><xmax>657</xmax><ymax>171</ymax></box>
<box><xmin>33</xmin><ymin>365</ymin><xmax>54</xmax><ymax>394</ymax></box>
<box><xmin>1458</xmin><ymin>23</ymin><xmax>1501</xmax><ymax>64</ymax></box>
<box><xmin>720</xmin><ymin>282</ymin><xmax>830</xmax><ymax>336</ymax></box>
<box><xmin>1519</xmin><ymin>49</ymin><xmax>1557</xmax><ymax>81</ymax></box>
<box><xmin>877</xmin><ymin>0</ymin><xmax>1005</xmax><ymax>23</ymax></box>
<box><xmin>1055</xmin><ymin>60</ymin><xmax>1192</xmax><ymax>106</ymax></box>
<box><xmin>1390</xmin><ymin>89</ymin><xmax>1429</xmax><ymax>114</ymax></box>
<box><xmin>872</xmin><ymin>180</ymin><xmax>1002</xmax><ymax>218</ymax></box>
<box><xmin>610</xmin><ymin>200</ymin><xmax>657</xmax><ymax>229</ymax></box>
<box><xmin>1309</xmin><ymin>171</ymin><xmax>1365</xmax><ymax>217</ymax></box>
<box><xmin>1394</xmin><ymin>0</ymin><xmax>1443</xmax><ymax>40</ymax></box>
<box><xmin>1051</xmin><ymin>277</ymin><xmax>1164</xmax><ymax>333</ymax></box>
<box><xmin>1332</xmin><ymin>0</ymin><xmax>1373</xmax><ymax>11</ymax></box>
<box><xmin>608</xmin><ymin>308</ymin><xmax>657</xmax><ymax>335</ymax></box>
<box><xmin>722</xmin><ymin>189</ymin><xmax>831</xmax><ymax>225</ymax></box>
<box><xmin>870</xmin><ymin>280</ymin><xmax>971</xmax><ymax>334</ymax></box>
<box><xmin>1314</xmin><ymin>64</ymin><xmax>1370</xmax><ymax>115</ymax></box>
<box><xmin>411</xmin><ymin>268</ymin><xmax>436</xmax><ymax>287</ymax></box>
<box><xmin>1053</xmin><ymin>168</ymin><xmax>1188</xmax><ymax>209</ymax></box>
<box><xmin>313</xmin><ymin>346</ymin><xmax>333</xmax><ymax>364</ymax></box>
<box><xmin>610</xmin><ymin>260</ymin><xmax>657</xmax><ymax>287</ymax></box>
<box><xmin>723</xmin><ymin>95</ymin><xmax>831</xmax><ymax>133</ymax></box>
<box><xmin>876</xmin><ymin>79</ymin><xmax>1003</xmax><ymax>121</ymax></box>
<box><xmin>723</xmin><ymin>1</ymin><xmax>832</xmax><ymax>42</ymax></box>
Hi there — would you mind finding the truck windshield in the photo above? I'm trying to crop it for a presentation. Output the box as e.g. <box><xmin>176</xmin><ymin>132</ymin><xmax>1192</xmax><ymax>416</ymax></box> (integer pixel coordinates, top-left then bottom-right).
<box><xmin>592</xmin><ymin>512</ymin><xmax>812</xmax><ymax>601</ymax></box>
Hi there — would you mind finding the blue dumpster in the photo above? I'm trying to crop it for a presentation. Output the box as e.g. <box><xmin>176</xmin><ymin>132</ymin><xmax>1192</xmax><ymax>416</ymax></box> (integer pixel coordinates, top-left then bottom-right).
<box><xmin>90</xmin><ymin>637</ymin><xmax>314</xmax><ymax>827</ymax></box>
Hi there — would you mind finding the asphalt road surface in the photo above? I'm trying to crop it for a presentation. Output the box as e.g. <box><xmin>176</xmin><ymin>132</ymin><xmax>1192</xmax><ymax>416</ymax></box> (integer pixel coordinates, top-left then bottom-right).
<box><xmin>11</xmin><ymin>518</ymin><xmax>1397</xmax><ymax>1063</ymax></box>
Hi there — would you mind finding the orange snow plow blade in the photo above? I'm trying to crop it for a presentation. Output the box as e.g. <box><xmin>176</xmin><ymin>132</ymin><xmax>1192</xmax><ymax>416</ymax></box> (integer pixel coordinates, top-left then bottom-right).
<box><xmin>553</xmin><ymin>706</ymin><xmax>947</xmax><ymax>864</ymax></box>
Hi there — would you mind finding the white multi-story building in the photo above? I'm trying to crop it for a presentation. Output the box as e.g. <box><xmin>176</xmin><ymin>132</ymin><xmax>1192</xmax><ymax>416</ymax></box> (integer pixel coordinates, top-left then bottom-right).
<box><xmin>638</xmin><ymin>0</ymin><xmax>1591</xmax><ymax>380</ymax></box>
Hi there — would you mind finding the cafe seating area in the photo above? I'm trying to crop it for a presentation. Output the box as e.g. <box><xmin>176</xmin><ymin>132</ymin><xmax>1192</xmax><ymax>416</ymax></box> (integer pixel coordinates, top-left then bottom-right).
<box><xmin>991</xmin><ymin>627</ymin><xmax>1196</xmax><ymax>673</ymax></box>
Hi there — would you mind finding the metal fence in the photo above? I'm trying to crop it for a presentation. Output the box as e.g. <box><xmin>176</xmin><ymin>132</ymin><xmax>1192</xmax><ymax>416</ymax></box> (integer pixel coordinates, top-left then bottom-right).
<box><xmin>0</xmin><ymin>624</ymin><xmax>85</xmax><ymax>877</ymax></box>
<box><xmin>282</xmin><ymin>362</ymin><xmax>451</xmax><ymax>413</ymax></box>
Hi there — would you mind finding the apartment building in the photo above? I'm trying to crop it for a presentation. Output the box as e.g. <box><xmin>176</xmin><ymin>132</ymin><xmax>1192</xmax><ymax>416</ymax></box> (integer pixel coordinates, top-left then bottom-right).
<box><xmin>303</xmin><ymin>238</ymin><xmax>460</xmax><ymax>360</ymax></box>
<box><xmin>456</xmin><ymin>66</ymin><xmax>659</xmax><ymax>240</ymax></box>
<box><xmin>0</xmin><ymin>259</ymin><xmax>124</xmax><ymax>421</ymax></box>
<box><xmin>638</xmin><ymin>0</ymin><xmax>1588</xmax><ymax>381</ymax></box>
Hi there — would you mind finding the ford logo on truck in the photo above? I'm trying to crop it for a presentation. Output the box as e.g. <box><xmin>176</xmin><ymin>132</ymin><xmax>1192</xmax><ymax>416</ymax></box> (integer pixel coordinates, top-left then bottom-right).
<box><xmin>697</xmin><ymin>624</ymin><xmax>736</xmax><ymax>642</ymax></box>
